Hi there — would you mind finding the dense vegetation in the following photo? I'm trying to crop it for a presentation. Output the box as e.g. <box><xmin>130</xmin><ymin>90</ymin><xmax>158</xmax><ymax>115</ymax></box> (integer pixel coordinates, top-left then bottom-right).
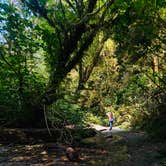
<box><xmin>0</xmin><ymin>0</ymin><xmax>165</xmax><ymax>140</ymax></box>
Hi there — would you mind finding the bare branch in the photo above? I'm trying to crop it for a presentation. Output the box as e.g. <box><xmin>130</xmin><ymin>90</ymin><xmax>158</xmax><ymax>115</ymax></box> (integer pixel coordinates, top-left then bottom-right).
<box><xmin>65</xmin><ymin>0</ymin><xmax>77</xmax><ymax>13</ymax></box>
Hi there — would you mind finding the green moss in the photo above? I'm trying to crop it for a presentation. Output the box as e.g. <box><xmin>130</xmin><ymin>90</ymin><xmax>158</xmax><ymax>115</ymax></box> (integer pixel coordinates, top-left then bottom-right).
<box><xmin>81</xmin><ymin>137</ymin><xmax>97</xmax><ymax>145</ymax></box>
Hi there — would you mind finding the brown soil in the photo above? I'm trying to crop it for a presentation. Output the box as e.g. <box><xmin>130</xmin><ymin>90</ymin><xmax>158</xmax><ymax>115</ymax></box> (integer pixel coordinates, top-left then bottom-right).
<box><xmin>0</xmin><ymin>126</ymin><xmax>165</xmax><ymax>166</ymax></box>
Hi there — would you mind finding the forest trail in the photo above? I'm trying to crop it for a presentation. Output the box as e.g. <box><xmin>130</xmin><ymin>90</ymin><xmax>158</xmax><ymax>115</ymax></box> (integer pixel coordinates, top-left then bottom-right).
<box><xmin>0</xmin><ymin>125</ymin><xmax>164</xmax><ymax>166</ymax></box>
<box><xmin>91</xmin><ymin>124</ymin><xmax>163</xmax><ymax>166</ymax></box>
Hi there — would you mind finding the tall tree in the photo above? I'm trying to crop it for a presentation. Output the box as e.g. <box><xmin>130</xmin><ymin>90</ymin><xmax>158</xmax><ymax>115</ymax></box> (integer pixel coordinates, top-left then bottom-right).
<box><xmin>21</xmin><ymin>0</ymin><xmax>115</xmax><ymax>105</ymax></box>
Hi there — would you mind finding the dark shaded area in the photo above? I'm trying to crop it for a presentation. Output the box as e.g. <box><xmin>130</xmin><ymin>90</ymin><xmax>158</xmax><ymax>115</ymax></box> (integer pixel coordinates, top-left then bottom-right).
<box><xmin>0</xmin><ymin>127</ymin><xmax>97</xmax><ymax>145</ymax></box>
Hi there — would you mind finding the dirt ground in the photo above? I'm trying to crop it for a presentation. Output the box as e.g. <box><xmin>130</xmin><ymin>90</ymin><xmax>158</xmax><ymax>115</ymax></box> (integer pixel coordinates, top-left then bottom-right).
<box><xmin>0</xmin><ymin>125</ymin><xmax>165</xmax><ymax>166</ymax></box>
<box><xmin>91</xmin><ymin>124</ymin><xmax>165</xmax><ymax>166</ymax></box>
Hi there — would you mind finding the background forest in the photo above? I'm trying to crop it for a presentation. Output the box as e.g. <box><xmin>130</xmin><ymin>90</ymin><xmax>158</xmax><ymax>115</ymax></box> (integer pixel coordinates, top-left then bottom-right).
<box><xmin>0</xmin><ymin>0</ymin><xmax>166</xmax><ymax>140</ymax></box>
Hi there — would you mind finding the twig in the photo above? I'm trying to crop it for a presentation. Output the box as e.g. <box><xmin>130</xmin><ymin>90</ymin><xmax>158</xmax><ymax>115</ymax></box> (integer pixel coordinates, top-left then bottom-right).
<box><xmin>44</xmin><ymin>104</ymin><xmax>52</xmax><ymax>136</ymax></box>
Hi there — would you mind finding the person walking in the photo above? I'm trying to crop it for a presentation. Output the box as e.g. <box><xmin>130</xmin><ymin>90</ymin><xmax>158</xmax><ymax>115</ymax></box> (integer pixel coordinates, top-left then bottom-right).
<box><xmin>106</xmin><ymin>112</ymin><xmax>114</xmax><ymax>130</ymax></box>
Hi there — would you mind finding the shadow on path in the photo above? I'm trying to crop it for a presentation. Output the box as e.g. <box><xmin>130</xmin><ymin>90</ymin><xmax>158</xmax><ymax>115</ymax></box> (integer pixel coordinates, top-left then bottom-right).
<box><xmin>91</xmin><ymin>124</ymin><xmax>162</xmax><ymax>166</ymax></box>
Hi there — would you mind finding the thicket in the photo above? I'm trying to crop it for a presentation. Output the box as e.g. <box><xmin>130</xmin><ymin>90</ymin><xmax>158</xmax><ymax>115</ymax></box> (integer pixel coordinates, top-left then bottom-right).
<box><xmin>0</xmin><ymin>0</ymin><xmax>165</xmax><ymax>139</ymax></box>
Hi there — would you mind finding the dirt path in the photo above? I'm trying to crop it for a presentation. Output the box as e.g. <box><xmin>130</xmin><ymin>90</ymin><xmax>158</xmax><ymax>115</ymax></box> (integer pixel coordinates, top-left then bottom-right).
<box><xmin>0</xmin><ymin>126</ymin><xmax>164</xmax><ymax>166</ymax></box>
<box><xmin>91</xmin><ymin>124</ymin><xmax>163</xmax><ymax>166</ymax></box>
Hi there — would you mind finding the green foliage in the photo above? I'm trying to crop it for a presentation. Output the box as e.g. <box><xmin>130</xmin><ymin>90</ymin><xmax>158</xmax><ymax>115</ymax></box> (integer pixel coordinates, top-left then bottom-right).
<box><xmin>0</xmin><ymin>0</ymin><xmax>165</xmax><ymax>141</ymax></box>
<box><xmin>0</xmin><ymin>2</ymin><xmax>47</xmax><ymax>126</ymax></box>
<box><xmin>47</xmin><ymin>99</ymin><xmax>84</xmax><ymax>127</ymax></box>
<box><xmin>145</xmin><ymin>99</ymin><xmax>166</xmax><ymax>139</ymax></box>
<box><xmin>83</xmin><ymin>112</ymin><xmax>108</xmax><ymax>126</ymax></box>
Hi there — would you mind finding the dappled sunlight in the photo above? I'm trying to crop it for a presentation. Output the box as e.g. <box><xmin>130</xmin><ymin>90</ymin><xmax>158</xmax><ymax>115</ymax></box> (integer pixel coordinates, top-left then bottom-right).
<box><xmin>0</xmin><ymin>0</ymin><xmax>165</xmax><ymax>165</ymax></box>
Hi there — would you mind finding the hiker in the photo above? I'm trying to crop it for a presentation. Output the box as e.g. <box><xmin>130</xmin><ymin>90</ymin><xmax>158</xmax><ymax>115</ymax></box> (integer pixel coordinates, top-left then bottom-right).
<box><xmin>106</xmin><ymin>112</ymin><xmax>114</xmax><ymax>130</ymax></box>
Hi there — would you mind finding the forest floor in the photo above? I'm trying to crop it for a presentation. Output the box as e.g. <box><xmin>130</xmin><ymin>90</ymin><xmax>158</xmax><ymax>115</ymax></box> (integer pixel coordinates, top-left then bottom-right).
<box><xmin>0</xmin><ymin>125</ymin><xmax>165</xmax><ymax>166</ymax></box>
<box><xmin>91</xmin><ymin>124</ymin><xmax>164</xmax><ymax>166</ymax></box>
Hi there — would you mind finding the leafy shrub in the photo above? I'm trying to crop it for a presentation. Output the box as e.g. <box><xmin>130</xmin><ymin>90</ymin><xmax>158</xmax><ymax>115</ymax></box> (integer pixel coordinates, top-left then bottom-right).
<box><xmin>47</xmin><ymin>99</ymin><xmax>84</xmax><ymax>127</ymax></box>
